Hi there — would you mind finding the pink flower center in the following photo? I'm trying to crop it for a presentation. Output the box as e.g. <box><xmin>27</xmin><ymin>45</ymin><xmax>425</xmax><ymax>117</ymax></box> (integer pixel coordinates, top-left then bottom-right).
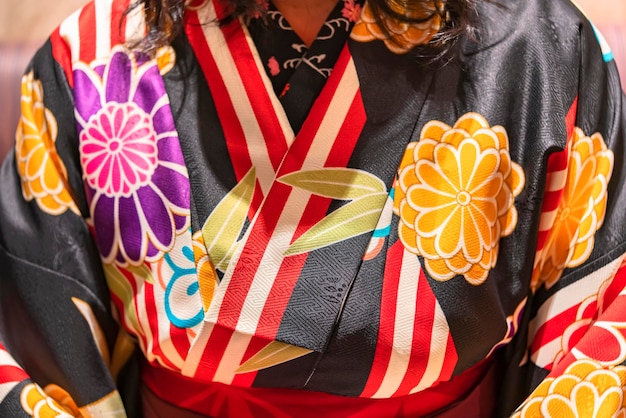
<box><xmin>80</xmin><ymin>102</ymin><xmax>158</xmax><ymax>197</ymax></box>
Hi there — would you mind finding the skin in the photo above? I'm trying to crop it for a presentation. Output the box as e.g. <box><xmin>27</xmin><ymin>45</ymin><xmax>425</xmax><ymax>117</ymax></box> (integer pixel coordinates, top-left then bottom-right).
<box><xmin>272</xmin><ymin>0</ymin><xmax>340</xmax><ymax>46</ymax></box>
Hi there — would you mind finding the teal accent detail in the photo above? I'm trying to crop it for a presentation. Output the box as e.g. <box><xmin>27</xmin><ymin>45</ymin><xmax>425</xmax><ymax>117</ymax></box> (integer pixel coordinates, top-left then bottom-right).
<box><xmin>164</xmin><ymin>247</ymin><xmax>204</xmax><ymax>328</ymax></box>
<box><xmin>372</xmin><ymin>188</ymin><xmax>395</xmax><ymax>238</ymax></box>
<box><xmin>373</xmin><ymin>225</ymin><xmax>391</xmax><ymax>238</ymax></box>
<box><xmin>591</xmin><ymin>24</ymin><xmax>614</xmax><ymax>62</ymax></box>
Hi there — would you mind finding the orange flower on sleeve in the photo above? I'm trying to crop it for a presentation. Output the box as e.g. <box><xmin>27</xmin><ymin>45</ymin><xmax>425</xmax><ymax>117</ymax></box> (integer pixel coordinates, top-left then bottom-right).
<box><xmin>350</xmin><ymin>1</ymin><xmax>444</xmax><ymax>54</ymax></box>
<box><xmin>532</xmin><ymin>127</ymin><xmax>614</xmax><ymax>289</ymax></box>
<box><xmin>512</xmin><ymin>359</ymin><xmax>626</xmax><ymax>418</ymax></box>
<box><xmin>20</xmin><ymin>383</ymin><xmax>77</xmax><ymax>417</ymax></box>
<box><xmin>15</xmin><ymin>71</ymin><xmax>79</xmax><ymax>215</ymax></box>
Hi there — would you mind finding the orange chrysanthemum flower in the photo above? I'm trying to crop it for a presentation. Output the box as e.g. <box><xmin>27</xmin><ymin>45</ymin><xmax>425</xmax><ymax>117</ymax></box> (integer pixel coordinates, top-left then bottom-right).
<box><xmin>20</xmin><ymin>384</ymin><xmax>76</xmax><ymax>417</ymax></box>
<box><xmin>350</xmin><ymin>1</ymin><xmax>444</xmax><ymax>53</ymax></box>
<box><xmin>532</xmin><ymin>127</ymin><xmax>614</xmax><ymax>289</ymax></box>
<box><xmin>512</xmin><ymin>359</ymin><xmax>626</xmax><ymax>418</ymax></box>
<box><xmin>15</xmin><ymin>71</ymin><xmax>78</xmax><ymax>215</ymax></box>
<box><xmin>394</xmin><ymin>112</ymin><xmax>525</xmax><ymax>285</ymax></box>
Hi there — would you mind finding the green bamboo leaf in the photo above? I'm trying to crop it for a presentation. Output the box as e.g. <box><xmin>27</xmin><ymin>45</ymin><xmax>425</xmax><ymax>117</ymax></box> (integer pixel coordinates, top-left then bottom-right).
<box><xmin>103</xmin><ymin>264</ymin><xmax>143</xmax><ymax>336</ymax></box>
<box><xmin>285</xmin><ymin>192</ymin><xmax>387</xmax><ymax>256</ymax></box>
<box><xmin>278</xmin><ymin>168</ymin><xmax>386</xmax><ymax>200</ymax></box>
<box><xmin>235</xmin><ymin>341</ymin><xmax>313</xmax><ymax>374</ymax></box>
<box><xmin>202</xmin><ymin>167</ymin><xmax>255</xmax><ymax>271</ymax></box>
<box><xmin>125</xmin><ymin>264</ymin><xmax>155</xmax><ymax>285</ymax></box>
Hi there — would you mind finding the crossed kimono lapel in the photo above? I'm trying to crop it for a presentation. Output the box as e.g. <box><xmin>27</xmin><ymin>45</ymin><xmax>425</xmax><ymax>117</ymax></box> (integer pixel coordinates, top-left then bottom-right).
<box><xmin>182</xmin><ymin>0</ymin><xmax>433</xmax><ymax>385</ymax></box>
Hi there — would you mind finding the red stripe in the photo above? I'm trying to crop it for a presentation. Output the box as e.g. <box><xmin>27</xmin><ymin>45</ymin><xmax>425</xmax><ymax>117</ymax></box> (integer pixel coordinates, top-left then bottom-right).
<box><xmin>394</xmin><ymin>269</ymin><xmax>436</xmax><ymax>396</ymax></box>
<box><xmin>78</xmin><ymin>2</ymin><xmax>97</xmax><ymax>63</ymax></box>
<box><xmin>541</xmin><ymin>190</ymin><xmax>563</xmax><ymax>213</ymax></box>
<box><xmin>193</xmin><ymin>325</ymin><xmax>236</xmax><ymax>380</ymax></box>
<box><xmin>546</xmin><ymin>148</ymin><xmax>568</xmax><ymax>174</ymax></box>
<box><xmin>535</xmin><ymin>230</ymin><xmax>549</xmax><ymax>251</ymax></box>
<box><xmin>438</xmin><ymin>333</ymin><xmax>458</xmax><ymax>385</ymax></box>
<box><xmin>50</xmin><ymin>28</ymin><xmax>74</xmax><ymax>87</ymax></box>
<box><xmin>170</xmin><ymin>322</ymin><xmax>192</xmax><ymax>363</ymax></box>
<box><xmin>0</xmin><ymin>365</ymin><xmax>28</xmax><ymax>385</ymax></box>
<box><xmin>255</xmin><ymin>87</ymin><xmax>366</xmax><ymax>337</ymax></box>
<box><xmin>220</xmin><ymin>17</ymin><xmax>288</xmax><ymax>171</ymax></box>
<box><xmin>144</xmin><ymin>283</ymin><xmax>178</xmax><ymax>370</ymax></box>
<box><xmin>108</xmin><ymin>268</ymin><xmax>150</xmax><ymax>351</ymax></box>
<box><xmin>215</xmin><ymin>47</ymin><xmax>354</xmax><ymax>331</ymax></box>
<box><xmin>230</xmin><ymin>336</ymin><xmax>266</xmax><ymax>388</ymax></box>
<box><xmin>278</xmin><ymin>47</ymin><xmax>352</xmax><ymax>171</ymax></box>
<box><xmin>110</xmin><ymin>0</ymin><xmax>130</xmax><ymax>46</ymax></box>
<box><xmin>360</xmin><ymin>241</ymin><xmax>403</xmax><ymax>397</ymax></box>
<box><xmin>551</xmin><ymin>294</ymin><xmax>626</xmax><ymax>376</ymax></box>
<box><xmin>600</xmin><ymin>262</ymin><xmax>626</xmax><ymax>309</ymax></box>
<box><xmin>597</xmin><ymin>294</ymin><xmax>626</xmax><ymax>322</ymax></box>
<box><xmin>565</xmin><ymin>97</ymin><xmax>578</xmax><ymax>140</ymax></box>
<box><xmin>184</xmin><ymin>12</ymin><xmax>254</xmax><ymax>184</ymax></box>
<box><xmin>215</xmin><ymin>183</ymin><xmax>291</xmax><ymax>330</ymax></box>
<box><xmin>529</xmin><ymin>303</ymin><xmax>579</xmax><ymax>355</ymax></box>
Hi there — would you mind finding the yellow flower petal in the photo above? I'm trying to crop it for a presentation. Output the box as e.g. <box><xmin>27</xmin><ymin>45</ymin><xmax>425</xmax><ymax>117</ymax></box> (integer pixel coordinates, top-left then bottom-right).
<box><xmin>532</xmin><ymin>127</ymin><xmax>613</xmax><ymax>289</ymax></box>
<box><xmin>15</xmin><ymin>71</ymin><xmax>79</xmax><ymax>216</ymax></box>
<box><xmin>395</xmin><ymin>112</ymin><xmax>524</xmax><ymax>285</ymax></box>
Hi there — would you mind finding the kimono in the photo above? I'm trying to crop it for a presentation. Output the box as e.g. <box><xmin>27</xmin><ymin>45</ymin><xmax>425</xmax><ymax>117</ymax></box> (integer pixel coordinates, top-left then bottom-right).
<box><xmin>1</xmin><ymin>0</ymin><xmax>625</xmax><ymax>416</ymax></box>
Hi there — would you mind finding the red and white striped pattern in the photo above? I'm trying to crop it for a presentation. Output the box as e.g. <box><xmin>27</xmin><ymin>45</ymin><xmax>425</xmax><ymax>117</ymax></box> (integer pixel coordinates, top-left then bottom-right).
<box><xmin>528</xmin><ymin>252</ymin><xmax>626</xmax><ymax>369</ymax></box>
<box><xmin>361</xmin><ymin>241</ymin><xmax>457</xmax><ymax>398</ymax></box>
<box><xmin>531</xmin><ymin>98</ymin><xmax>577</xmax><ymax>275</ymax></box>
<box><xmin>186</xmin><ymin>0</ymin><xmax>292</xmax><ymax>197</ymax></box>
<box><xmin>182</xmin><ymin>1</ymin><xmax>368</xmax><ymax>383</ymax></box>
<box><xmin>0</xmin><ymin>343</ymin><xmax>28</xmax><ymax>403</ymax></box>
<box><xmin>51</xmin><ymin>0</ymin><xmax>144</xmax><ymax>85</ymax></box>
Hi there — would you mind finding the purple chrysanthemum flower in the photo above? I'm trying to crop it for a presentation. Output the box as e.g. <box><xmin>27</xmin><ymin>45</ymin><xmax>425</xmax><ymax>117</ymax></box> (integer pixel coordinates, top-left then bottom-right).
<box><xmin>74</xmin><ymin>46</ymin><xmax>190</xmax><ymax>266</ymax></box>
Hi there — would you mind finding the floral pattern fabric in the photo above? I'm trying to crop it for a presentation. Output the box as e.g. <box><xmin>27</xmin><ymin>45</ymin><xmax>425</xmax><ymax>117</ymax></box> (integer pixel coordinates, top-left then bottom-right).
<box><xmin>394</xmin><ymin>113</ymin><xmax>525</xmax><ymax>284</ymax></box>
<box><xmin>74</xmin><ymin>46</ymin><xmax>191</xmax><ymax>266</ymax></box>
<box><xmin>532</xmin><ymin>127</ymin><xmax>614</xmax><ymax>289</ymax></box>
<box><xmin>0</xmin><ymin>0</ymin><xmax>626</xmax><ymax>417</ymax></box>
<box><xmin>15</xmin><ymin>71</ymin><xmax>79</xmax><ymax>216</ymax></box>
<box><xmin>350</xmin><ymin>0</ymin><xmax>444</xmax><ymax>53</ymax></box>
<box><xmin>512</xmin><ymin>360</ymin><xmax>626</xmax><ymax>418</ymax></box>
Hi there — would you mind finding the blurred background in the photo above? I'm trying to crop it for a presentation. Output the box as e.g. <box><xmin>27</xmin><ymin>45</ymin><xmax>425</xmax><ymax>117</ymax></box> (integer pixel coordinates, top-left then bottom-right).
<box><xmin>0</xmin><ymin>0</ymin><xmax>625</xmax><ymax>160</ymax></box>
<box><xmin>0</xmin><ymin>0</ymin><xmax>87</xmax><ymax>42</ymax></box>
<box><xmin>1</xmin><ymin>0</ymin><xmax>623</xmax><ymax>42</ymax></box>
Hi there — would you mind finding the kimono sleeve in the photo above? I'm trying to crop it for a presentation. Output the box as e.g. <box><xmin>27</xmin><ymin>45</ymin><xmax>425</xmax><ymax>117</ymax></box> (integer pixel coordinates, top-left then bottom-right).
<box><xmin>511</xmin><ymin>13</ymin><xmax>626</xmax><ymax>418</ymax></box>
<box><xmin>0</xmin><ymin>39</ymin><xmax>133</xmax><ymax>417</ymax></box>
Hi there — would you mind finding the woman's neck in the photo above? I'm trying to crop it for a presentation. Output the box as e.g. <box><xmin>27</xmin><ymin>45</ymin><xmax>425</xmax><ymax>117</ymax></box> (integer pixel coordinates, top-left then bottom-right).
<box><xmin>272</xmin><ymin>0</ymin><xmax>340</xmax><ymax>47</ymax></box>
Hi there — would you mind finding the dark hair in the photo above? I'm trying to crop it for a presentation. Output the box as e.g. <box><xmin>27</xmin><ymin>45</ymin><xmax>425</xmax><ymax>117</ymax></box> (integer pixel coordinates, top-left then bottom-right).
<box><xmin>135</xmin><ymin>0</ymin><xmax>481</xmax><ymax>56</ymax></box>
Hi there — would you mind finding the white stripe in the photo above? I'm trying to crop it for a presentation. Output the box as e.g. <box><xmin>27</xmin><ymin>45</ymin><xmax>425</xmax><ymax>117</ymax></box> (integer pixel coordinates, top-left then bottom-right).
<box><xmin>124</xmin><ymin>2</ymin><xmax>145</xmax><ymax>44</ymax></box>
<box><xmin>198</xmin><ymin>3</ymin><xmax>294</xmax><ymax>196</ymax></box>
<box><xmin>528</xmin><ymin>253</ymin><xmax>625</xmax><ymax>345</ymax></box>
<box><xmin>240</xmin><ymin>25</ymin><xmax>294</xmax><ymax>147</ymax></box>
<box><xmin>0</xmin><ymin>382</ymin><xmax>19</xmax><ymax>404</ymax></box>
<box><xmin>0</xmin><ymin>350</ymin><xmax>22</xmax><ymax>368</ymax></box>
<box><xmin>372</xmin><ymin>249</ymin><xmax>420</xmax><ymax>398</ymax></box>
<box><xmin>135</xmin><ymin>276</ymin><xmax>159</xmax><ymax>365</ymax></box>
<box><xmin>234</xmin><ymin>58</ymin><xmax>360</xmax><ymax>334</ymax></box>
<box><xmin>545</xmin><ymin>169</ymin><xmax>567</xmax><ymax>192</ymax></box>
<box><xmin>182</xmin><ymin>322</ymin><xmax>213</xmax><ymax>377</ymax></box>
<box><xmin>411</xmin><ymin>302</ymin><xmax>450</xmax><ymax>393</ymax></box>
<box><xmin>194</xmin><ymin>56</ymin><xmax>359</xmax><ymax>381</ymax></box>
<box><xmin>538</xmin><ymin>208</ymin><xmax>558</xmax><ymax>231</ymax></box>
<box><xmin>58</xmin><ymin>6</ymin><xmax>82</xmax><ymax>63</ymax></box>
<box><xmin>95</xmin><ymin>0</ymin><xmax>113</xmax><ymax>60</ymax></box>
<box><xmin>213</xmin><ymin>332</ymin><xmax>253</xmax><ymax>384</ymax></box>
<box><xmin>530</xmin><ymin>338</ymin><xmax>562</xmax><ymax>368</ymax></box>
